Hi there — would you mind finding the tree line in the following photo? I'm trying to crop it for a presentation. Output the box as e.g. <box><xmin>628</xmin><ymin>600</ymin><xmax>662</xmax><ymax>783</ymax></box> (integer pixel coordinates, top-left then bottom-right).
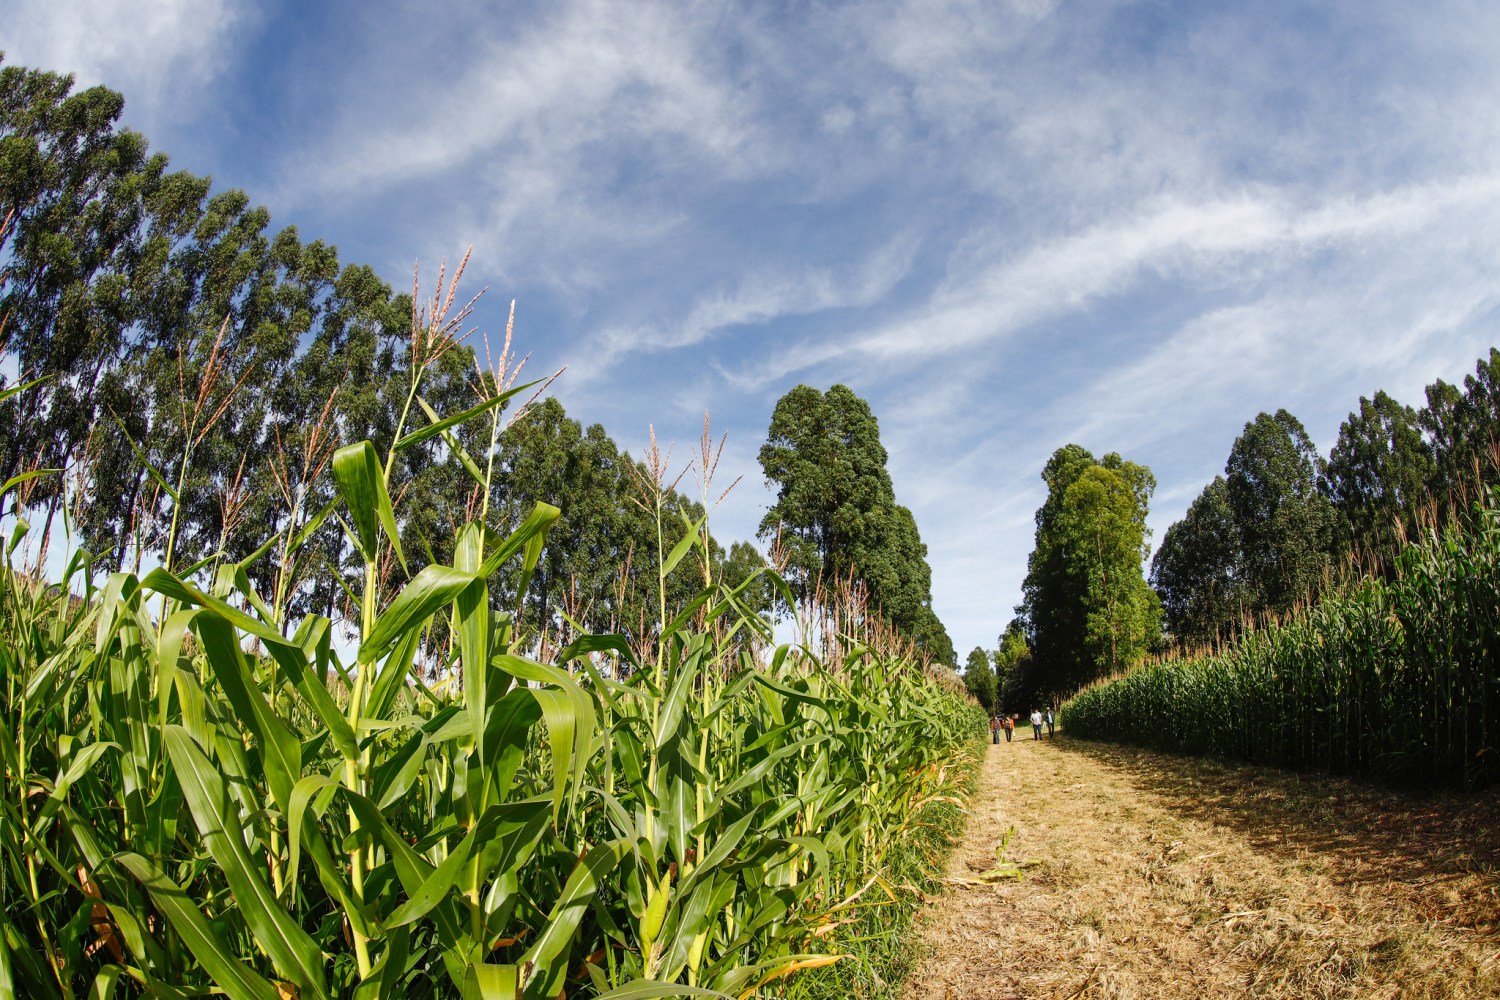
<box><xmin>1154</xmin><ymin>349</ymin><xmax>1500</xmax><ymax>651</ymax></box>
<box><xmin>964</xmin><ymin>345</ymin><xmax>1500</xmax><ymax>715</ymax></box>
<box><xmin>0</xmin><ymin>60</ymin><xmax>767</xmax><ymax>650</ymax></box>
<box><xmin>0</xmin><ymin>59</ymin><xmax>955</xmax><ymax>662</ymax></box>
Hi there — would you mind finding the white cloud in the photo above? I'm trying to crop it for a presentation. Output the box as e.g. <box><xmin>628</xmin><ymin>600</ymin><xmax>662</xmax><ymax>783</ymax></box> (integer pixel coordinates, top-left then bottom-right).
<box><xmin>1</xmin><ymin>0</ymin><xmax>248</xmax><ymax>122</ymax></box>
<box><xmin>573</xmin><ymin>234</ymin><xmax>920</xmax><ymax>380</ymax></box>
<box><xmin>727</xmin><ymin>172</ymin><xmax>1500</xmax><ymax>393</ymax></box>
<box><xmin>277</xmin><ymin>0</ymin><xmax>766</xmax><ymax>288</ymax></box>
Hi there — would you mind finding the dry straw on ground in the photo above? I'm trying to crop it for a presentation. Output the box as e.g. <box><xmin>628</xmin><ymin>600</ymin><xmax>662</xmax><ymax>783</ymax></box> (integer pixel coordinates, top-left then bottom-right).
<box><xmin>906</xmin><ymin>733</ymin><xmax>1500</xmax><ymax>999</ymax></box>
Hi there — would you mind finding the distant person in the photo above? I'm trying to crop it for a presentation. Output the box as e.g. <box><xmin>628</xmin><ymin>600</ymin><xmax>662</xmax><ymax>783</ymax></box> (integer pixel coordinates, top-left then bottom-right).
<box><xmin>991</xmin><ymin>714</ymin><xmax>1001</xmax><ymax>745</ymax></box>
<box><xmin>1030</xmin><ymin>709</ymin><xmax>1043</xmax><ymax>740</ymax></box>
<box><xmin>1003</xmin><ymin>714</ymin><xmax>1014</xmax><ymax>742</ymax></box>
<box><xmin>1046</xmin><ymin>708</ymin><xmax>1055</xmax><ymax>738</ymax></box>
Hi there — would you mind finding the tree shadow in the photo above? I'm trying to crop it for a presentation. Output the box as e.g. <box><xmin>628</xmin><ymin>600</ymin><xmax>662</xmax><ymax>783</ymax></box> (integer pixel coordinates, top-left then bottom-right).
<box><xmin>1053</xmin><ymin>733</ymin><xmax>1500</xmax><ymax>935</ymax></box>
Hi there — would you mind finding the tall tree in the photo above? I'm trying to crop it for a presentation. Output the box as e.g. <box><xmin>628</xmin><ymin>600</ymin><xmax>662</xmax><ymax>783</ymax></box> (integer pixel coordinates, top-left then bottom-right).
<box><xmin>1056</xmin><ymin>460</ymin><xmax>1161</xmax><ymax>676</ymax></box>
<box><xmin>1325</xmin><ymin>391</ymin><xmax>1434</xmax><ymax>558</ymax></box>
<box><xmin>1020</xmin><ymin>446</ymin><xmax>1159</xmax><ymax>698</ymax></box>
<box><xmin>1419</xmin><ymin>349</ymin><xmax>1500</xmax><ymax>511</ymax></box>
<box><xmin>962</xmin><ymin>646</ymin><xmax>997</xmax><ymax>713</ymax></box>
<box><xmin>758</xmin><ymin>383</ymin><xmax>954</xmax><ymax>662</ymax></box>
<box><xmin>1224</xmin><ymin>409</ymin><xmax>1336</xmax><ymax>616</ymax></box>
<box><xmin>0</xmin><ymin>61</ymin><xmax>483</xmax><ymax>620</ymax></box>
<box><xmin>1150</xmin><ymin>476</ymin><xmax>1243</xmax><ymax>647</ymax></box>
<box><xmin>0</xmin><ymin>62</ymin><xmax>184</xmax><ymax>525</ymax></box>
<box><xmin>994</xmin><ymin>619</ymin><xmax>1031</xmax><ymax>713</ymax></box>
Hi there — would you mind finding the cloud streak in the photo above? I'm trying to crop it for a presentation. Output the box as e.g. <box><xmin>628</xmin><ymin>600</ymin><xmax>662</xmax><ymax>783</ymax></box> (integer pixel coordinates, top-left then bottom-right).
<box><xmin>3</xmin><ymin>0</ymin><xmax>248</xmax><ymax>125</ymax></box>
<box><xmin>727</xmin><ymin>173</ymin><xmax>1500</xmax><ymax>390</ymax></box>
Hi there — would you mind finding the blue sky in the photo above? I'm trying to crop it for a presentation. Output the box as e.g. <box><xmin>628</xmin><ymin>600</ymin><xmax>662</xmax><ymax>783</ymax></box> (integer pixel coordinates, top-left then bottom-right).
<box><xmin>7</xmin><ymin>0</ymin><xmax>1500</xmax><ymax>659</ymax></box>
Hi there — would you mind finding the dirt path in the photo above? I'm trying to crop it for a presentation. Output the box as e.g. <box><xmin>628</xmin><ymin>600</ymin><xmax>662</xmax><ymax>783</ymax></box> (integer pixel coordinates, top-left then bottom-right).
<box><xmin>906</xmin><ymin>731</ymin><xmax>1500</xmax><ymax>999</ymax></box>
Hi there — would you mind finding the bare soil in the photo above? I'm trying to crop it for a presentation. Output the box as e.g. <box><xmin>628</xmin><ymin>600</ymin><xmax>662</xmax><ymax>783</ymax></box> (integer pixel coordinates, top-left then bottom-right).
<box><xmin>905</xmin><ymin>731</ymin><xmax>1500</xmax><ymax>999</ymax></box>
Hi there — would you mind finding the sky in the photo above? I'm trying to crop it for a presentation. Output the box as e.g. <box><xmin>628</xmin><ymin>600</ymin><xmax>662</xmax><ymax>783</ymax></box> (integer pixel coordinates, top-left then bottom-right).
<box><xmin>6</xmin><ymin>0</ymin><xmax>1500</xmax><ymax>660</ymax></box>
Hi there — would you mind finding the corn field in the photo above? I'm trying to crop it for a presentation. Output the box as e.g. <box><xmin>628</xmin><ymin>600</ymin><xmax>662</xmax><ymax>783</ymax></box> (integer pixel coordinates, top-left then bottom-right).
<box><xmin>1063</xmin><ymin>492</ymin><xmax>1500</xmax><ymax>789</ymax></box>
<box><xmin>0</xmin><ymin>365</ymin><xmax>986</xmax><ymax>998</ymax></box>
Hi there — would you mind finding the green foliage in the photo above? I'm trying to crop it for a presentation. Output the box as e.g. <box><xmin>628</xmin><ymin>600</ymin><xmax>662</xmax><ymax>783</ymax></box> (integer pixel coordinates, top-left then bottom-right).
<box><xmin>1155</xmin><ymin>347</ymin><xmax>1500</xmax><ymax>653</ymax></box>
<box><xmin>483</xmin><ymin>397</ymin><xmax>746</xmax><ymax>646</ymax></box>
<box><xmin>1067</xmin><ymin>489</ymin><xmax>1500</xmax><ymax>788</ymax></box>
<box><xmin>0</xmin><ymin>387</ymin><xmax>983</xmax><ymax>998</ymax></box>
<box><xmin>1018</xmin><ymin>446</ymin><xmax>1159</xmax><ymax>701</ymax></box>
<box><xmin>1150</xmin><ymin>476</ymin><xmax>1242</xmax><ymax>647</ymax></box>
<box><xmin>993</xmin><ymin>620</ymin><xmax>1031</xmax><ymax>713</ymax></box>
<box><xmin>0</xmin><ymin>60</ymin><xmax>476</xmax><ymax>606</ymax></box>
<box><xmin>1422</xmin><ymin>348</ymin><xmax>1500</xmax><ymax>505</ymax></box>
<box><xmin>719</xmin><ymin>540</ymin><xmax>775</xmax><ymax>622</ymax></box>
<box><xmin>962</xmin><ymin>646</ymin><xmax>997</xmax><ymax>713</ymax></box>
<box><xmin>1225</xmin><ymin>409</ymin><xmax>1336</xmax><ymax>616</ymax></box>
<box><xmin>1150</xmin><ymin>409</ymin><xmax>1336</xmax><ymax>648</ymax></box>
<box><xmin>757</xmin><ymin>384</ymin><xmax>953</xmax><ymax>664</ymax></box>
<box><xmin>0</xmin><ymin>62</ymin><xmax>766</xmax><ymax>648</ymax></box>
<box><xmin>1326</xmin><ymin>391</ymin><xmax>1435</xmax><ymax>558</ymax></box>
<box><xmin>0</xmin><ymin>62</ymin><xmax>983</xmax><ymax>995</ymax></box>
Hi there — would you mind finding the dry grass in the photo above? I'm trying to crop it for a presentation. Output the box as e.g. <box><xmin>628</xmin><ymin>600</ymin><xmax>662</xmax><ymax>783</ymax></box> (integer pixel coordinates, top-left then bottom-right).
<box><xmin>905</xmin><ymin>732</ymin><xmax>1500</xmax><ymax>999</ymax></box>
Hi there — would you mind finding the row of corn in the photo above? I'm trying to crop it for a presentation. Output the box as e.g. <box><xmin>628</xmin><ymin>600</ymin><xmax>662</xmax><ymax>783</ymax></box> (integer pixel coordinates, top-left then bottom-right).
<box><xmin>1063</xmin><ymin>490</ymin><xmax>1500</xmax><ymax>789</ymax></box>
<box><xmin>0</xmin><ymin>414</ymin><xmax>986</xmax><ymax>998</ymax></box>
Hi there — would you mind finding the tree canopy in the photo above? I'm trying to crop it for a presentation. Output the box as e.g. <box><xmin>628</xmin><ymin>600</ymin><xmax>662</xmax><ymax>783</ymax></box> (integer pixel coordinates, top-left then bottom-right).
<box><xmin>1325</xmin><ymin>390</ymin><xmax>1434</xmax><ymax>558</ymax></box>
<box><xmin>1151</xmin><ymin>410</ymin><xmax>1335</xmax><ymax>646</ymax></box>
<box><xmin>962</xmin><ymin>646</ymin><xmax>998</xmax><ymax>713</ymax></box>
<box><xmin>0</xmin><ymin>60</ymin><xmax>768</xmax><ymax>649</ymax></box>
<box><xmin>1017</xmin><ymin>446</ymin><xmax>1160</xmax><ymax>702</ymax></box>
<box><xmin>1225</xmin><ymin>409</ymin><xmax>1337</xmax><ymax>616</ymax></box>
<box><xmin>758</xmin><ymin>383</ymin><xmax>954</xmax><ymax>663</ymax></box>
<box><xmin>1151</xmin><ymin>351</ymin><xmax>1500</xmax><ymax>651</ymax></box>
<box><xmin>1150</xmin><ymin>476</ymin><xmax>1241</xmax><ymax>647</ymax></box>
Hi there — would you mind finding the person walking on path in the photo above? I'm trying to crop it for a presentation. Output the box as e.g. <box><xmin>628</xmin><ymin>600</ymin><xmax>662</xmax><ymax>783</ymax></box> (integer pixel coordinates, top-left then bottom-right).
<box><xmin>1030</xmin><ymin>709</ymin><xmax>1044</xmax><ymax>740</ymax></box>
<box><xmin>1003</xmin><ymin>714</ymin><xmax>1014</xmax><ymax>742</ymax></box>
<box><xmin>1045</xmin><ymin>708</ymin><xmax>1055</xmax><ymax>739</ymax></box>
<box><xmin>991</xmin><ymin>714</ymin><xmax>1001</xmax><ymax>745</ymax></box>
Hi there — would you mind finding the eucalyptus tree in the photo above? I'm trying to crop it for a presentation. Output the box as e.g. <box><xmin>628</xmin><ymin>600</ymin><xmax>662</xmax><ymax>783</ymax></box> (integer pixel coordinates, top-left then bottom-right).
<box><xmin>1225</xmin><ymin>410</ymin><xmax>1336</xmax><ymax>616</ymax></box>
<box><xmin>993</xmin><ymin>619</ymin><xmax>1027</xmax><ymax>688</ymax></box>
<box><xmin>1060</xmin><ymin>461</ymin><xmax>1161</xmax><ymax>676</ymax></box>
<box><xmin>0</xmin><ymin>61</ymin><xmax>185</xmax><ymax>529</ymax></box>
<box><xmin>994</xmin><ymin>619</ymin><xmax>1032</xmax><ymax>713</ymax></box>
<box><xmin>1325</xmin><ymin>391</ymin><xmax>1434</xmax><ymax>559</ymax></box>
<box><xmin>963</xmin><ymin>646</ymin><xmax>997</xmax><ymax>713</ymax></box>
<box><xmin>758</xmin><ymin>383</ymin><xmax>953</xmax><ymax>662</ymax></box>
<box><xmin>1020</xmin><ymin>446</ymin><xmax>1159</xmax><ymax>697</ymax></box>
<box><xmin>1150</xmin><ymin>476</ymin><xmax>1243</xmax><ymax>647</ymax></box>
<box><xmin>1417</xmin><ymin>349</ymin><xmax>1500</xmax><ymax>512</ymax></box>
<box><xmin>0</xmin><ymin>59</ymin><xmax>492</xmax><ymax>620</ymax></box>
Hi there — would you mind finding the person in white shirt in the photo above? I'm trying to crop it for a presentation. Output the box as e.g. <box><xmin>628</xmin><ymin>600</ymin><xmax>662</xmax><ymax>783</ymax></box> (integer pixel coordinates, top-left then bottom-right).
<box><xmin>1030</xmin><ymin>709</ymin><xmax>1043</xmax><ymax>740</ymax></box>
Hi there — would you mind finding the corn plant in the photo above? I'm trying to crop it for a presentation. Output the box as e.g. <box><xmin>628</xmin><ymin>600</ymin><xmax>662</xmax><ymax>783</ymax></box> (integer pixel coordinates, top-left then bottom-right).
<box><xmin>1</xmin><ymin>368</ymin><xmax>985</xmax><ymax>999</ymax></box>
<box><xmin>1064</xmin><ymin>489</ymin><xmax>1500</xmax><ymax>788</ymax></box>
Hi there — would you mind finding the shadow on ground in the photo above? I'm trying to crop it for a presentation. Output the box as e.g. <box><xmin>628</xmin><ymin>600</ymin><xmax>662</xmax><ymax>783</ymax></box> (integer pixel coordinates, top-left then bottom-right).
<box><xmin>1053</xmin><ymin>733</ymin><xmax>1500</xmax><ymax>936</ymax></box>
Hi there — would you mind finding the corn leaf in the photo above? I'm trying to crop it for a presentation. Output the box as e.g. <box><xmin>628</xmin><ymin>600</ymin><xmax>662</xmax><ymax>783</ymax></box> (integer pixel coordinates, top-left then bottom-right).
<box><xmin>163</xmin><ymin>727</ymin><xmax>327</xmax><ymax>999</ymax></box>
<box><xmin>114</xmin><ymin>852</ymin><xmax>281</xmax><ymax>1000</ymax></box>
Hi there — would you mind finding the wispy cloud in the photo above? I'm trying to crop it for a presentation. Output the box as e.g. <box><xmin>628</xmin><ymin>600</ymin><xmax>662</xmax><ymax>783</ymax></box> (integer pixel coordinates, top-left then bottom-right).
<box><xmin>728</xmin><ymin>174</ymin><xmax>1500</xmax><ymax>391</ymax></box>
<box><xmin>275</xmin><ymin>0</ymin><xmax>767</xmax><ymax>288</ymax></box>
<box><xmin>574</xmin><ymin>234</ymin><xmax>920</xmax><ymax>380</ymax></box>
<box><xmin>2</xmin><ymin>0</ymin><xmax>248</xmax><ymax>124</ymax></box>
